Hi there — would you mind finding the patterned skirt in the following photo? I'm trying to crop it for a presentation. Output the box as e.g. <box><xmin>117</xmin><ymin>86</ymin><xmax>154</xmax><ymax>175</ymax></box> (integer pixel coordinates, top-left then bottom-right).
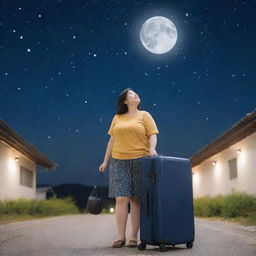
<box><xmin>108</xmin><ymin>156</ymin><xmax>146</xmax><ymax>199</ymax></box>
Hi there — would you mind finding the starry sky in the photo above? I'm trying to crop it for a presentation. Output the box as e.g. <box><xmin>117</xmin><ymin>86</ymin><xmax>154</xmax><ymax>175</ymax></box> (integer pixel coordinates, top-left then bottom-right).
<box><xmin>1</xmin><ymin>0</ymin><xmax>255</xmax><ymax>187</ymax></box>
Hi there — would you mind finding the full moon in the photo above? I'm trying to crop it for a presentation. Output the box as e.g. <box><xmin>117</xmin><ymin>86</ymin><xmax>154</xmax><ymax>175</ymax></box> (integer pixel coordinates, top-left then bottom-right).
<box><xmin>140</xmin><ymin>16</ymin><xmax>178</xmax><ymax>54</ymax></box>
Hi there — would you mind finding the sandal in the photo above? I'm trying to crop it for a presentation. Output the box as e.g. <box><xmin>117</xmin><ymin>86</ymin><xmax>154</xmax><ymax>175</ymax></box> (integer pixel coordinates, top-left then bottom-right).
<box><xmin>112</xmin><ymin>239</ymin><xmax>126</xmax><ymax>248</ymax></box>
<box><xmin>128</xmin><ymin>239</ymin><xmax>138</xmax><ymax>247</ymax></box>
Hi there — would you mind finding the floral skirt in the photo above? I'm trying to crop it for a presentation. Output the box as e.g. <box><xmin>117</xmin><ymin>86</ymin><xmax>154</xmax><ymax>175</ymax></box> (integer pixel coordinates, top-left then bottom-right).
<box><xmin>108</xmin><ymin>156</ymin><xmax>146</xmax><ymax>199</ymax></box>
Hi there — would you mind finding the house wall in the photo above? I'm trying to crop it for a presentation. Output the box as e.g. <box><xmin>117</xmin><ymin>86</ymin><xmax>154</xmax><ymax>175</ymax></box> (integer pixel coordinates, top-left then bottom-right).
<box><xmin>36</xmin><ymin>191</ymin><xmax>47</xmax><ymax>200</ymax></box>
<box><xmin>0</xmin><ymin>140</ymin><xmax>36</xmax><ymax>200</ymax></box>
<box><xmin>192</xmin><ymin>132</ymin><xmax>256</xmax><ymax>198</ymax></box>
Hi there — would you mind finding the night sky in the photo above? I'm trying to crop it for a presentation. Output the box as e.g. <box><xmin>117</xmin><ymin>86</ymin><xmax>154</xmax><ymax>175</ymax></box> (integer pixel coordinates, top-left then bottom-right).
<box><xmin>1</xmin><ymin>0</ymin><xmax>255</xmax><ymax>187</ymax></box>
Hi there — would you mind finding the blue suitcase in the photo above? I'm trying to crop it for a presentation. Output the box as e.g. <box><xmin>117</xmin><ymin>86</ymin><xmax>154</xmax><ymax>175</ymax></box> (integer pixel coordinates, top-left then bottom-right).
<box><xmin>139</xmin><ymin>155</ymin><xmax>195</xmax><ymax>251</ymax></box>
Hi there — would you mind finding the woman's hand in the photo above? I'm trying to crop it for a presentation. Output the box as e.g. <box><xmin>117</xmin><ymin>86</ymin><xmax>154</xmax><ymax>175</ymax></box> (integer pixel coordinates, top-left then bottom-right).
<box><xmin>148</xmin><ymin>147</ymin><xmax>158</xmax><ymax>156</ymax></box>
<box><xmin>99</xmin><ymin>161</ymin><xmax>108</xmax><ymax>173</ymax></box>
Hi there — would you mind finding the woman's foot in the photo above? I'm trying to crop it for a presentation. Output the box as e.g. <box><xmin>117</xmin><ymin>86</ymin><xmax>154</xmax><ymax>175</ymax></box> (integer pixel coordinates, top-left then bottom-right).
<box><xmin>112</xmin><ymin>239</ymin><xmax>126</xmax><ymax>248</ymax></box>
<box><xmin>128</xmin><ymin>239</ymin><xmax>138</xmax><ymax>247</ymax></box>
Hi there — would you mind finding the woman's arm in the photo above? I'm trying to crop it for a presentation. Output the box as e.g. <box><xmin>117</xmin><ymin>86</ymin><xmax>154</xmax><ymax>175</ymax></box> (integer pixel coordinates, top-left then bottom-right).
<box><xmin>103</xmin><ymin>136</ymin><xmax>115</xmax><ymax>164</ymax></box>
<box><xmin>149</xmin><ymin>134</ymin><xmax>157</xmax><ymax>149</ymax></box>
<box><xmin>148</xmin><ymin>134</ymin><xmax>158</xmax><ymax>155</ymax></box>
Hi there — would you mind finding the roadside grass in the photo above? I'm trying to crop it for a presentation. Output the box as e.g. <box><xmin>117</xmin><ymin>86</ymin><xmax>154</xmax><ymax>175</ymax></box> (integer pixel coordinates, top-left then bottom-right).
<box><xmin>0</xmin><ymin>195</ymin><xmax>80</xmax><ymax>224</ymax></box>
<box><xmin>194</xmin><ymin>191</ymin><xmax>256</xmax><ymax>226</ymax></box>
<box><xmin>1</xmin><ymin>191</ymin><xmax>255</xmax><ymax>226</ymax></box>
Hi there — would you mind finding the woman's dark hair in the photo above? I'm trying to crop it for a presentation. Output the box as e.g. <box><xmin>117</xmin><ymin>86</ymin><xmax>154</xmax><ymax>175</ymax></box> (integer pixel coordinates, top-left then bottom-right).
<box><xmin>116</xmin><ymin>88</ymin><xmax>143</xmax><ymax>114</ymax></box>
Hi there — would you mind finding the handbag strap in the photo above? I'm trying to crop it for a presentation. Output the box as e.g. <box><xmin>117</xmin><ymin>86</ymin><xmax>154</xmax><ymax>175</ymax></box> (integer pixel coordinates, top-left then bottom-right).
<box><xmin>95</xmin><ymin>172</ymin><xmax>104</xmax><ymax>197</ymax></box>
<box><xmin>98</xmin><ymin>171</ymin><xmax>104</xmax><ymax>186</ymax></box>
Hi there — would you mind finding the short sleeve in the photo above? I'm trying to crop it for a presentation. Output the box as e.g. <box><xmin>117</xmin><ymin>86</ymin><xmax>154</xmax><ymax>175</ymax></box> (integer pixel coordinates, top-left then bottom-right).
<box><xmin>107</xmin><ymin>115</ymin><xmax>117</xmax><ymax>136</ymax></box>
<box><xmin>144</xmin><ymin>112</ymin><xmax>159</xmax><ymax>136</ymax></box>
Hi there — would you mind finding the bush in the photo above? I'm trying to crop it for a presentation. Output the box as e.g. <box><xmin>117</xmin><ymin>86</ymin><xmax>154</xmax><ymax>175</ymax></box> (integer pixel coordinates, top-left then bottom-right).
<box><xmin>221</xmin><ymin>191</ymin><xmax>256</xmax><ymax>218</ymax></box>
<box><xmin>194</xmin><ymin>191</ymin><xmax>256</xmax><ymax>219</ymax></box>
<box><xmin>0</xmin><ymin>195</ymin><xmax>79</xmax><ymax>217</ymax></box>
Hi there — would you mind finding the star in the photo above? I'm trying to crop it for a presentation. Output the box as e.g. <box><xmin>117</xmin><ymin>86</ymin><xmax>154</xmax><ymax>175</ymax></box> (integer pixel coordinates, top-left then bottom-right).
<box><xmin>27</xmin><ymin>48</ymin><xmax>31</xmax><ymax>52</ymax></box>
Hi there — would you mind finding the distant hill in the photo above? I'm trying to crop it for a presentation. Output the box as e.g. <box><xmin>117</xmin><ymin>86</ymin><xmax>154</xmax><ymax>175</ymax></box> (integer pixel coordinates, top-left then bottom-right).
<box><xmin>40</xmin><ymin>183</ymin><xmax>116</xmax><ymax>212</ymax></box>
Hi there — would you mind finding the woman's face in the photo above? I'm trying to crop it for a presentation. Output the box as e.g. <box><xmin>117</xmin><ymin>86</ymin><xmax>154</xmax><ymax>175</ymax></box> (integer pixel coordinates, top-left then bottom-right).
<box><xmin>124</xmin><ymin>90</ymin><xmax>140</xmax><ymax>105</ymax></box>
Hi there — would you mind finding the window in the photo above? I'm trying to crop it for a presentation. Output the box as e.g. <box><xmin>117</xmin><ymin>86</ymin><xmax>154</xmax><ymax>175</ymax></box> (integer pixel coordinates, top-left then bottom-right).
<box><xmin>20</xmin><ymin>166</ymin><xmax>34</xmax><ymax>188</ymax></box>
<box><xmin>228</xmin><ymin>158</ymin><xmax>237</xmax><ymax>180</ymax></box>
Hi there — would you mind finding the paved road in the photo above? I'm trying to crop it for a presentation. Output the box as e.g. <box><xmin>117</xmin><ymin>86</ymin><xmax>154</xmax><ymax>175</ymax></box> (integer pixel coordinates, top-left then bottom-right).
<box><xmin>0</xmin><ymin>214</ymin><xmax>255</xmax><ymax>256</ymax></box>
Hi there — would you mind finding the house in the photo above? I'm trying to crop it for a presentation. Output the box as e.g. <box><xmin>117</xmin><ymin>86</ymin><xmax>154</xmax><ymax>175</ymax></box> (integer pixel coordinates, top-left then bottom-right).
<box><xmin>190</xmin><ymin>109</ymin><xmax>256</xmax><ymax>198</ymax></box>
<box><xmin>0</xmin><ymin>120</ymin><xmax>57</xmax><ymax>201</ymax></box>
<box><xmin>36</xmin><ymin>186</ymin><xmax>54</xmax><ymax>200</ymax></box>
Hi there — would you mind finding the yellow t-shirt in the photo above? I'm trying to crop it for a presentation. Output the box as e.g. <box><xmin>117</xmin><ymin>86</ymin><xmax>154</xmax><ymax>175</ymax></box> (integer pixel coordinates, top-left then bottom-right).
<box><xmin>107</xmin><ymin>110</ymin><xmax>159</xmax><ymax>159</ymax></box>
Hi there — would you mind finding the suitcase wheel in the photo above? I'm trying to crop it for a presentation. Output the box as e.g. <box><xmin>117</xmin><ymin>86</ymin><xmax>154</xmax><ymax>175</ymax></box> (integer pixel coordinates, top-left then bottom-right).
<box><xmin>138</xmin><ymin>242</ymin><xmax>146</xmax><ymax>250</ymax></box>
<box><xmin>159</xmin><ymin>243</ymin><xmax>167</xmax><ymax>252</ymax></box>
<box><xmin>186</xmin><ymin>241</ymin><xmax>193</xmax><ymax>249</ymax></box>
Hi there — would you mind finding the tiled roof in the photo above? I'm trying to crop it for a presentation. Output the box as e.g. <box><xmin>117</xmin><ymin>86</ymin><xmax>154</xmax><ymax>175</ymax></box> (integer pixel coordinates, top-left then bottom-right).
<box><xmin>0</xmin><ymin>120</ymin><xmax>57</xmax><ymax>170</ymax></box>
<box><xmin>190</xmin><ymin>109</ymin><xmax>256</xmax><ymax>167</ymax></box>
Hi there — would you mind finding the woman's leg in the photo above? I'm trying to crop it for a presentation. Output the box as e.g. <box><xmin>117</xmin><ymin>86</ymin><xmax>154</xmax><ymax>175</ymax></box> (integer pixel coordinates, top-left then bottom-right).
<box><xmin>129</xmin><ymin>196</ymin><xmax>140</xmax><ymax>240</ymax></box>
<box><xmin>115</xmin><ymin>196</ymin><xmax>130</xmax><ymax>240</ymax></box>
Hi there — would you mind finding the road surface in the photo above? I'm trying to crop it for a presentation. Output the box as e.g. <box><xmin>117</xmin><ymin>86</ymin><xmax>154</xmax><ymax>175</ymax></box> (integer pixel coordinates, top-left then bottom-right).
<box><xmin>0</xmin><ymin>214</ymin><xmax>255</xmax><ymax>256</ymax></box>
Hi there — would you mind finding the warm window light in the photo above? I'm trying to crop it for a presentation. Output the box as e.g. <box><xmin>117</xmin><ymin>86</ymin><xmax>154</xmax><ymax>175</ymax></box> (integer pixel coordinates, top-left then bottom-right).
<box><xmin>212</xmin><ymin>161</ymin><xmax>216</xmax><ymax>166</ymax></box>
<box><xmin>15</xmin><ymin>157</ymin><xmax>19</xmax><ymax>162</ymax></box>
<box><xmin>236</xmin><ymin>149</ymin><xmax>241</xmax><ymax>155</ymax></box>
<box><xmin>110</xmin><ymin>207</ymin><xmax>115</xmax><ymax>213</ymax></box>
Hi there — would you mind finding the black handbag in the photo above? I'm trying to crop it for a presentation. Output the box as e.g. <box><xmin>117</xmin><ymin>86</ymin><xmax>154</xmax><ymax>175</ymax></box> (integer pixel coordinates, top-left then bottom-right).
<box><xmin>86</xmin><ymin>172</ymin><xmax>104</xmax><ymax>214</ymax></box>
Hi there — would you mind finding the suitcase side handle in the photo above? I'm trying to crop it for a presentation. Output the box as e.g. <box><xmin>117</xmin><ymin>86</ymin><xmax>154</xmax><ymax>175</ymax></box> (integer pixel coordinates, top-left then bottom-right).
<box><xmin>146</xmin><ymin>190</ymin><xmax>149</xmax><ymax>218</ymax></box>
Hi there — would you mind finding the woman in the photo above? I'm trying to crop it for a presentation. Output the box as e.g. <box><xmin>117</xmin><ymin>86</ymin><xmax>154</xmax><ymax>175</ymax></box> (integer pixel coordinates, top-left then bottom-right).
<box><xmin>98</xmin><ymin>88</ymin><xmax>159</xmax><ymax>248</ymax></box>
